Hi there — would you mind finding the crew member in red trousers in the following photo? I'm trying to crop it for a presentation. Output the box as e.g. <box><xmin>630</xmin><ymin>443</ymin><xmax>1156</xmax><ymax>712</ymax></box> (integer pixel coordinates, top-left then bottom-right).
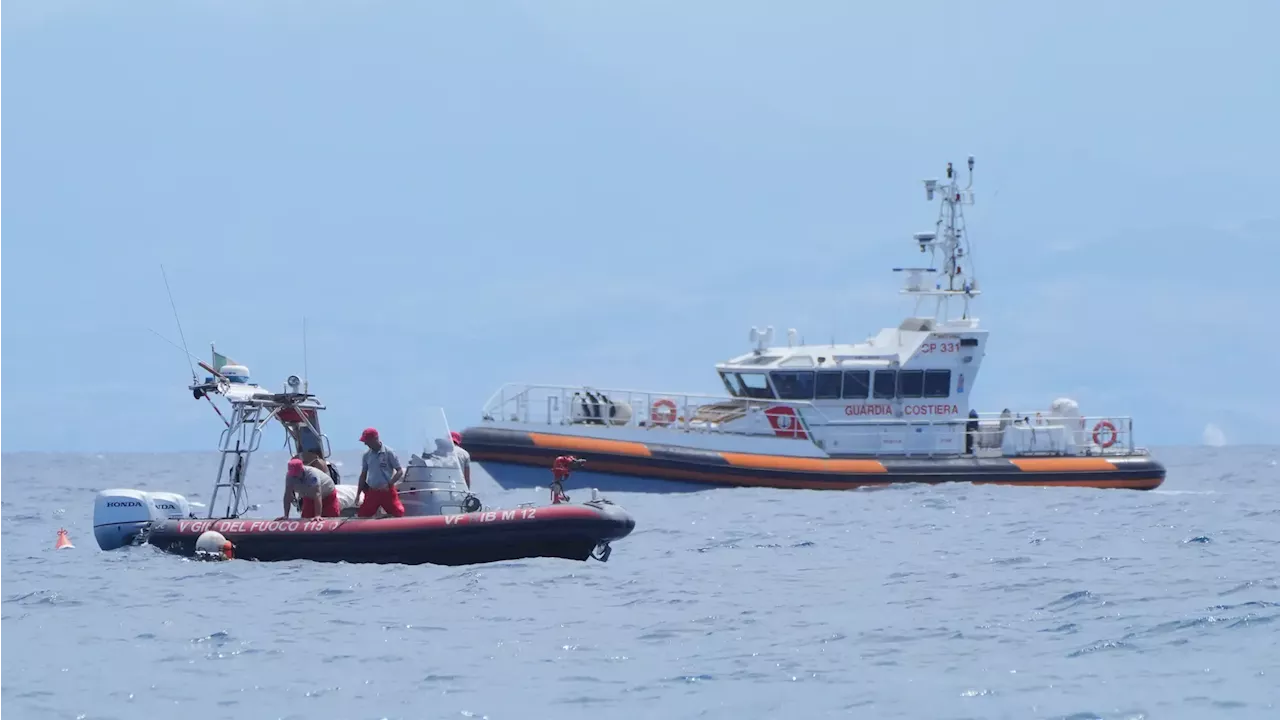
<box><xmin>281</xmin><ymin>458</ymin><xmax>341</xmax><ymax>519</ymax></box>
<box><xmin>356</xmin><ymin>427</ymin><xmax>405</xmax><ymax>518</ymax></box>
<box><xmin>550</xmin><ymin>455</ymin><xmax>583</xmax><ymax>504</ymax></box>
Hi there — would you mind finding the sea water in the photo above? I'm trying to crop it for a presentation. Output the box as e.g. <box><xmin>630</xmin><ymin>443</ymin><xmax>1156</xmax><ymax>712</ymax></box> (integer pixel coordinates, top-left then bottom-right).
<box><xmin>3</xmin><ymin>446</ymin><xmax>1279</xmax><ymax>719</ymax></box>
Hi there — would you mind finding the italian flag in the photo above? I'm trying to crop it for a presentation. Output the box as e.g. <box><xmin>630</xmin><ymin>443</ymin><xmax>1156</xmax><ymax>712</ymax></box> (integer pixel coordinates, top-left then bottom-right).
<box><xmin>212</xmin><ymin>348</ymin><xmax>235</xmax><ymax>371</ymax></box>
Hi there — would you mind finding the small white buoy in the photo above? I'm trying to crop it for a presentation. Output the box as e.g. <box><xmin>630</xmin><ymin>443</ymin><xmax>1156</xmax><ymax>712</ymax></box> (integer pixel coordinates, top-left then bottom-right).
<box><xmin>195</xmin><ymin>530</ymin><xmax>234</xmax><ymax>561</ymax></box>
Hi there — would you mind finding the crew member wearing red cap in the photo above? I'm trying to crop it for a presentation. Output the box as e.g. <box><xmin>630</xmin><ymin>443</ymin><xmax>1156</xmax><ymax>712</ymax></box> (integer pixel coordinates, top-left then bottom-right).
<box><xmin>281</xmin><ymin>457</ymin><xmax>341</xmax><ymax>519</ymax></box>
<box><xmin>356</xmin><ymin>427</ymin><xmax>405</xmax><ymax>518</ymax></box>
<box><xmin>450</xmin><ymin>431</ymin><xmax>471</xmax><ymax>489</ymax></box>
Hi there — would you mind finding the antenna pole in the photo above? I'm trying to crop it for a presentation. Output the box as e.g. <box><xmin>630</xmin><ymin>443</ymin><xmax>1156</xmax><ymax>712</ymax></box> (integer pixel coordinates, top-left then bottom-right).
<box><xmin>148</xmin><ymin>327</ymin><xmax>204</xmax><ymax>368</ymax></box>
<box><xmin>160</xmin><ymin>265</ymin><xmax>198</xmax><ymax>383</ymax></box>
<box><xmin>303</xmin><ymin>317</ymin><xmax>309</xmax><ymax>393</ymax></box>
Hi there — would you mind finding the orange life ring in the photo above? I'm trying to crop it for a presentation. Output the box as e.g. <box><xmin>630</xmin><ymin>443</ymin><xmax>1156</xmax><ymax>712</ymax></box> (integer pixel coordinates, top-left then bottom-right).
<box><xmin>650</xmin><ymin>398</ymin><xmax>678</xmax><ymax>426</ymax></box>
<box><xmin>1092</xmin><ymin>420</ymin><xmax>1117</xmax><ymax>448</ymax></box>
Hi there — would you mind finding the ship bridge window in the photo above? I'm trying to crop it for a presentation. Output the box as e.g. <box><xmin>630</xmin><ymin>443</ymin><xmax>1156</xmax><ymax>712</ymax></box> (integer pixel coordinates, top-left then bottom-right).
<box><xmin>924</xmin><ymin>369</ymin><xmax>951</xmax><ymax>398</ymax></box>
<box><xmin>771</xmin><ymin>371</ymin><xmax>815</xmax><ymax>400</ymax></box>
<box><xmin>897</xmin><ymin>370</ymin><xmax>924</xmax><ymax>398</ymax></box>
<box><xmin>736</xmin><ymin>372</ymin><xmax>776</xmax><ymax>399</ymax></box>
<box><xmin>842</xmin><ymin>370</ymin><xmax>870</xmax><ymax>399</ymax></box>
<box><xmin>815</xmin><ymin>371</ymin><xmax>843</xmax><ymax>399</ymax></box>
<box><xmin>719</xmin><ymin>371</ymin><xmax>743</xmax><ymax>397</ymax></box>
<box><xmin>873</xmin><ymin>370</ymin><xmax>897</xmax><ymax>399</ymax></box>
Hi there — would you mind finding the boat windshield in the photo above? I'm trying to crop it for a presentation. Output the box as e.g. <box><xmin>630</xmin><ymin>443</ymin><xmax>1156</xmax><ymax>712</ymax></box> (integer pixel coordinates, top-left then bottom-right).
<box><xmin>735</xmin><ymin>372</ymin><xmax>776</xmax><ymax>400</ymax></box>
<box><xmin>719</xmin><ymin>371</ymin><xmax>743</xmax><ymax>397</ymax></box>
<box><xmin>413</xmin><ymin>405</ymin><xmax>460</xmax><ymax>462</ymax></box>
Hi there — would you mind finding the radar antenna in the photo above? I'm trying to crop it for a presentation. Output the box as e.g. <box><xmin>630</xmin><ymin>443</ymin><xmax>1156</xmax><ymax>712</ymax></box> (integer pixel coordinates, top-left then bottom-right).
<box><xmin>894</xmin><ymin>156</ymin><xmax>979</xmax><ymax>321</ymax></box>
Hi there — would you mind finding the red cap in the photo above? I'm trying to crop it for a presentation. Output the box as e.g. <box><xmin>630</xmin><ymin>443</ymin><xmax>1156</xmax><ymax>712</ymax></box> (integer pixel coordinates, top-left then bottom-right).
<box><xmin>359</xmin><ymin>427</ymin><xmax>379</xmax><ymax>442</ymax></box>
<box><xmin>286</xmin><ymin>458</ymin><xmax>304</xmax><ymax>477</ymax></box>
<box><xmin>450</xmin><ymin>431</ymin><xmax>462</xmax><ymax>446</ymax></box>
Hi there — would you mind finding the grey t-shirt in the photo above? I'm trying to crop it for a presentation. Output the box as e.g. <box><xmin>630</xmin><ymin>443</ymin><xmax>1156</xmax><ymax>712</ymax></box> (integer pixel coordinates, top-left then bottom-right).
<box><xmin>362</xmin><ymin>445</ymin><xmax>402</xmax><ymax>489</ymax></box>
<box><xmin>292</xmin><ymin>465</ymin><xmax>335</xmax><ymax>498</ymax></box>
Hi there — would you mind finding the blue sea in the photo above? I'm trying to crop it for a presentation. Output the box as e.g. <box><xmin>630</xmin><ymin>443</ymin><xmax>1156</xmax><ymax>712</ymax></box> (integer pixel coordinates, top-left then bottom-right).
<box><xmin>3</xmin><ymin>445</ymin><xmax>1279</xmax><ymax>719</ymax></box>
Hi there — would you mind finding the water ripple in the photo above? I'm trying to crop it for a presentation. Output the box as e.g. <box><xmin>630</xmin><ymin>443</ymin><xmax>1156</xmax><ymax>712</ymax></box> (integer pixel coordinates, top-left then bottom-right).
<box><xmin>1</xmin><ymin>446</ymin><xmax>1278</xmax><ymax>718</ymax></box>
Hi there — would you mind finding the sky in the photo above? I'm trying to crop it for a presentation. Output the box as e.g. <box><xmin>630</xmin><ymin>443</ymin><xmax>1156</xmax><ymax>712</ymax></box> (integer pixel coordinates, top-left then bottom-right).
<box><xmin>4</xmin><ymin>0</ymin><xmax>1279</xmax><ymax>452</ymax></box>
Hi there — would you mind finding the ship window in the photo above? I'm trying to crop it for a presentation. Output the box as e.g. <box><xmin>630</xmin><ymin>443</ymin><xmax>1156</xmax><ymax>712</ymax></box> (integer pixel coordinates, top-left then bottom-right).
<box><xmin>897</xmin><ymin>370</ymin><xmax>924</xmax><ymax>398</ymax></box>
<box><xmin>815</xmin><ymin>371</ymin><xmax>843</xmax><ymax>399</ymax></box>
<box><xmin>771</xmin><ymin>371</ymin><xmax>815</xmax><ymax>400</ymax></box>
<box><xmin>719</xmin><ymin>371</ymin><xmax>742</xmax><ymax>397</ymax></box>
<box><xmin>736</xmin><ymin>372</ymin><xmax>776</xmax><ymax>400</ymax></box>
<box><xmin>960</xmin><ymin>338</ymin><xmax>978</xmax><ymax>347</ymax></box>
<box><xmin>842</xmin><ymin>370</ymin><xmax>870</xmax><ymax>399</ymax></box>
<box><xmin>924</xmin><ymin>369</ymin><xmax>951</xmax><ymax>398</ymax></box>
<box><xmin>873</xmin><ymin>370</ymin><xmax>897</xmax><ymax>399</ymax></box>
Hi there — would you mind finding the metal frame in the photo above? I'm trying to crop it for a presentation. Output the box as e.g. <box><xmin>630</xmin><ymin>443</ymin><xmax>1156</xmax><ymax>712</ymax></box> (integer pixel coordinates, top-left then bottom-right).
<box><xmin>191</xmin><ymin>376</ymin><xmax>328</xmax><ymax>520</ymax></box>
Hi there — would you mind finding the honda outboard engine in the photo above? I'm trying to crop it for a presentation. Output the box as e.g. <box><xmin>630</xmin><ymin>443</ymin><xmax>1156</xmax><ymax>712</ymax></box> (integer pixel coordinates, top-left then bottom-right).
<box><xmin>93</xmin><ymin>489</ymin><xmax>194</xmax><ymax>550</ymax></box>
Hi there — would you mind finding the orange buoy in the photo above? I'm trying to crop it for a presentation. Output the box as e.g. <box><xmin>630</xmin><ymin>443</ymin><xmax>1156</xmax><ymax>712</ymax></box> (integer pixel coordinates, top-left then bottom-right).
<box><xmin>56</xmin><ymin>528</ymin><xmax>74</xmax><ymax>550</ymax></box>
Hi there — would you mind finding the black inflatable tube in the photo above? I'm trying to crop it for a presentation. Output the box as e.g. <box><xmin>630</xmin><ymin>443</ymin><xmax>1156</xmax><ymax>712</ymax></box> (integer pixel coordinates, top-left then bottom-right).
<box><xmin>145</xmin><ymin>503</ymin><xmax>636</xmax><ymax>566</ymax></box>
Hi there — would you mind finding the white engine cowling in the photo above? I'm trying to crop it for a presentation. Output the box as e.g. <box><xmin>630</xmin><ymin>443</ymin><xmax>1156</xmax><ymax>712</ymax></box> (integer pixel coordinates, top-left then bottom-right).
<box><xmin>146</xmin><ymin>491</ymin><xmax>194</xmax><ymax>521</ymax></box>
<box><xmin>93</xmin><ymin>488</ymin><xmax>194</xmax><ymax>551</ymax></box>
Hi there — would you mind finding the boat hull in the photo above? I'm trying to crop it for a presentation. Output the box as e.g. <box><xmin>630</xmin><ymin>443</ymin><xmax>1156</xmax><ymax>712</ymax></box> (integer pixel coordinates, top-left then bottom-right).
<box><xmin>462</xmin><ymin>426</ymin><xmax>1166</xmax><ymax>491</ymax></box>
<box><xmin>144</xmin><ymin>502</ymin><xmax>635</xmax><ymax>566</ymax></box>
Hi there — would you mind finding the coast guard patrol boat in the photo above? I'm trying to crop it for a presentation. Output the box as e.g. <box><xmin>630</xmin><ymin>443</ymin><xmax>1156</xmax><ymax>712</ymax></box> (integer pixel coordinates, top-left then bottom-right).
<box><xmin>461</xmin><ymin>157</ymin><xmax>1166</xmax><ymax>491</ymax></box>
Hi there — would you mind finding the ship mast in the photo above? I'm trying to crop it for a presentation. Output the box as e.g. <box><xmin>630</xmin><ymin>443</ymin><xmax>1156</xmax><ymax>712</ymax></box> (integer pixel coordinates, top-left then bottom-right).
<box><xmin>895</xmin><ymin>156</ymin><xmax>979</xmax><ymax>323</ymax></box>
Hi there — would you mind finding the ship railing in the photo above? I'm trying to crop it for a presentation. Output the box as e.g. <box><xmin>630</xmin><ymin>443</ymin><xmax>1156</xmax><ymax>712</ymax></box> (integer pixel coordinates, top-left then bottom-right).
<box><xmin>480</xmin><ymin>382</ymin><xmax>790</xmax><ymax>431</ymax></box>
<box><xmin>479</xmin><ymin>384</ymin><xmax>1140</xmax><ymax>457</ymax></box>
<box><xmin>968</xmin><ymin>411</ymin><xmax>1139</xmax><ymax>456</ymax></box>
<box><xmin>800</xmin><ymin>413</ymin><xmax>1138</xmax><ymax>458</ymax></box>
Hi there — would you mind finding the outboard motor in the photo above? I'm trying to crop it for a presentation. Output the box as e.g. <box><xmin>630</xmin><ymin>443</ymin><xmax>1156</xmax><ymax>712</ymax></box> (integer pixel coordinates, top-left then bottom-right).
<box><xmin>399</xmin><ymin>439</ymin><xmax>473</xmax><ymax>516</ymax></box>
<box><xmin>93</xmin><ymin>489</ymin><xmax>194</xmax><ymax>551</ymax></box>
<box><xmin>147</xmin><ymin>491</ymin><xmax>194</xmax><ymax>521</ymax></box>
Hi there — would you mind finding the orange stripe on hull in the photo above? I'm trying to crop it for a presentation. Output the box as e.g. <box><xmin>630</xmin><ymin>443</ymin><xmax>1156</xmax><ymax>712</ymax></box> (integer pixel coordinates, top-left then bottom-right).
<box><xmin>1009</xmin><ymin>458</ymin><xmax>1117</xmax><ymax>472</ymax></box>
<box><xmin>719</xmin><ymin>452</ymin><xmax>887</xmax><ymax>473</ymax></box>
<box><xmin>527</xmin><ymin>433</ymin><xmax>653</xmax><ymax>458</ymax></box>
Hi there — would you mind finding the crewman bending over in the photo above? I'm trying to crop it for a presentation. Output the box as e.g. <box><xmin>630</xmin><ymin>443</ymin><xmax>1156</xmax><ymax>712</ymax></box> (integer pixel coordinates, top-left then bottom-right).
<box><xmin>281</xmin><ymin>458</ymin><xmax>341</xmax><ymax>519</ymax></box>
<box><xmin>357</xmin><ymin>427</ymin><xmax>405</xmax><ymax>518</ymax></box>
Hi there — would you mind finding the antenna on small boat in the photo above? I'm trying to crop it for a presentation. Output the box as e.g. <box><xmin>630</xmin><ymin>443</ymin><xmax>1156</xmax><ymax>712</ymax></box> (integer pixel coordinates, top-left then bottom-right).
<box><xmin>160</xmin><ymin>264</ymin><xmax>198</xmax><ymax>385</ymax></box>
<box><xmin>302</xmin><ymin>316</ymin><xmax>309</xmax><ymax>394</ymax></box>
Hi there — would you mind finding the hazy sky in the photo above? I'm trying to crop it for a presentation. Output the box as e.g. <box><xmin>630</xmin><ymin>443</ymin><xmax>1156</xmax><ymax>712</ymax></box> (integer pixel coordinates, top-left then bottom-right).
<box><xmin>4</xmin><ymin>0</ymin><xmax>1278</xmax><ymax>452</ymax></box>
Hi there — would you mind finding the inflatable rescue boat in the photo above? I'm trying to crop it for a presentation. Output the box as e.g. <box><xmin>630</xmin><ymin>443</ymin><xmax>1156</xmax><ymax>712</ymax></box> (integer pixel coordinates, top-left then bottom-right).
<box><xmin>92</xmin><ymin>358</ymin><xmax>634</xmax><ymax>565</ymax></box>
